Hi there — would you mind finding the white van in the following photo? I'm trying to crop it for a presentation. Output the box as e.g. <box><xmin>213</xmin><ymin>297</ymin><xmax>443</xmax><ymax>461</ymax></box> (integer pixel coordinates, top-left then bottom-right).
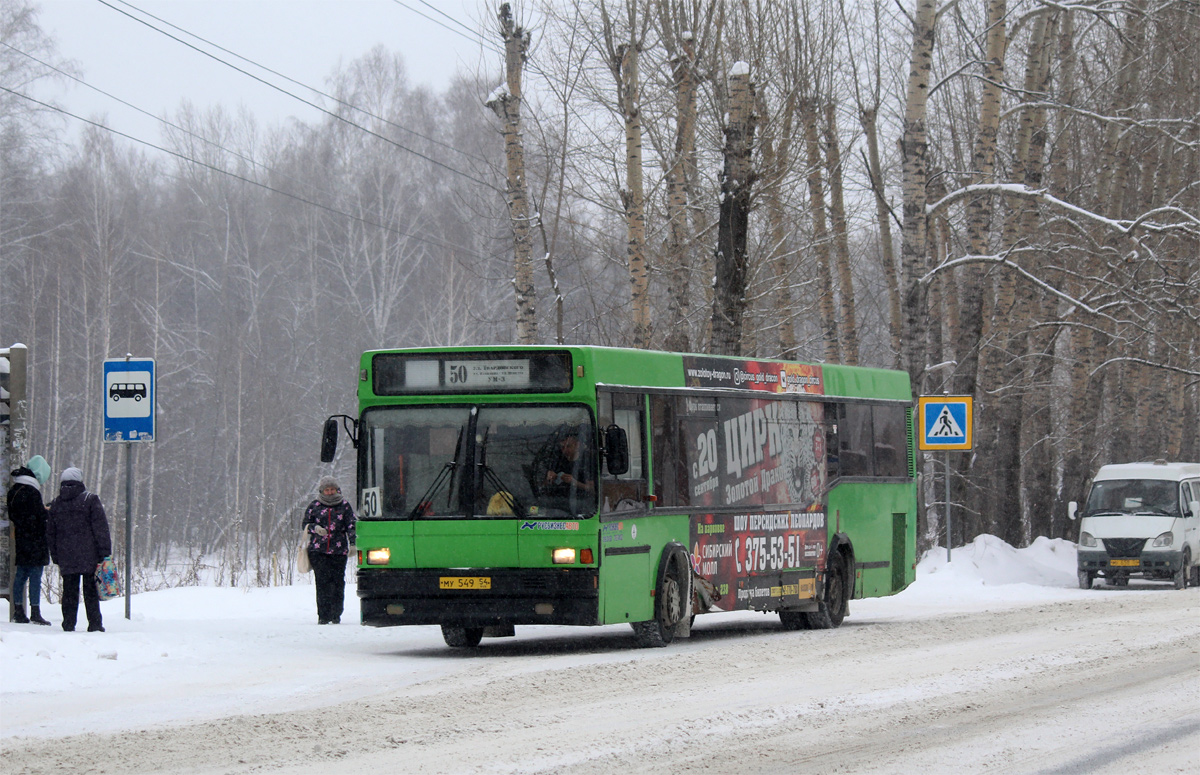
<box><xmin>1070</xmin><ymin>461</ymin><xmax>1200</xmax><ymax>589</ymax></box>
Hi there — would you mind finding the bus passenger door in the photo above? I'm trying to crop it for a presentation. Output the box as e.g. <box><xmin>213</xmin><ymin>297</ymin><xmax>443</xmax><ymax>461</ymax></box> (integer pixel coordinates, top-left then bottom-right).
<box><xmin>598</xmin><ymin>391</ymin><xmax>654</xmax><ymax>623</ymax></box>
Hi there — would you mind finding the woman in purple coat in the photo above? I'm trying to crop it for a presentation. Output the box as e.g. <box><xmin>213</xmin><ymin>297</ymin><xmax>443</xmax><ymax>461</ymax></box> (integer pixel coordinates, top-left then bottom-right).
<box><xmin>303</xmin><ymin>475</ymin><xmax>356</xmax><ymax>624</ymax></box>
<box><xmin>47</xmin><ymin>467</ymin><xmax>112</xmax><ymax>632</ymax></box>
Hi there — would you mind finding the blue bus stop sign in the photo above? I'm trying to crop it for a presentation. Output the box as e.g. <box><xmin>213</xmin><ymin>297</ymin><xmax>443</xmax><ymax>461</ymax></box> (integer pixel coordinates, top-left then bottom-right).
<box><xmin>103</xmin><ymin>358</ymin><xmax>155</xmax><ymax>443</ymax></box>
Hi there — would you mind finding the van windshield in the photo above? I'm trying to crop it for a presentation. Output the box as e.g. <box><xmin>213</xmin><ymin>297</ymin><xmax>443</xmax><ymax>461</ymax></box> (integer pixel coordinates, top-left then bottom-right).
<box><xmin>1084</xmin><ymin>479</ymin><xmax>1179</xmax><ymax>517</ymax></box>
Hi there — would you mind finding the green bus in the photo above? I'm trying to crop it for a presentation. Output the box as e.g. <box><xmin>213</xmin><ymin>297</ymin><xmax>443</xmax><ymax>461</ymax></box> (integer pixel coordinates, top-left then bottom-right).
<box><xmin>320</xmin><ymin>346</ymin><xmax>917</xmax><ymax>648</ymax></box>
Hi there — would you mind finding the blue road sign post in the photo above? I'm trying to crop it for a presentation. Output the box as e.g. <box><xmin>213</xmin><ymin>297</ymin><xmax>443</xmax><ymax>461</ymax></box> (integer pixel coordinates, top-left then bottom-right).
<box><xmin>918</xmin><ymin>396</ymin><xmax>974</xmax><ymax>562</ymax></box>
<box><xmin>103</xmin><ymin>356</ymin><xmax>154</xmax><ymax>619</ymax></box>
<box><xmin>103</xmin><ymin>358</ymin><xmax>155</xmax><ymax>443</ymax></box>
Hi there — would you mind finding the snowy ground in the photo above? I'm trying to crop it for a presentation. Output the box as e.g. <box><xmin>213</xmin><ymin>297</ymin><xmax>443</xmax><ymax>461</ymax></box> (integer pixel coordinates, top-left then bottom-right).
<box><xmin>2</xmin><ymin>535</ymin><xmax>1197</xmax><ymax>774</ymax></box>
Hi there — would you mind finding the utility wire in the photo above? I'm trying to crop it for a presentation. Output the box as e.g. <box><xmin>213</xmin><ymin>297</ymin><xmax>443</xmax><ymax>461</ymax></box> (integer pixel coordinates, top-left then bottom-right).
<box><xmin>0</xmin><ymin>85</ymin><xmax>495</xmax><ymax>262</ymax></box>
<box><xmin>111</xmin><ymin>0</ymin><xmax>492</xmax><ymax>167</ymax></box>
<box><xmin>0</xmin><ymin>40</ymin><xmax>323</xmax><ymax>200</ymax></box>
<box><xmin>95</xmin><ymin>0</ymin><xmax>501</xmax><ymax>192</ymax></box>
<box><xmin>393</xmin><ymin>0</ymin><xmax>504</xmax><ymax>56</ymax></box>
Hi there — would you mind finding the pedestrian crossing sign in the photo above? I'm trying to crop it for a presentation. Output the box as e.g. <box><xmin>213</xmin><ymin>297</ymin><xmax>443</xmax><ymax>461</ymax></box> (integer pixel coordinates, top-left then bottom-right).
<box><xmin>918</xmin><ymin>396</ymin><xmax>973</xmax><ymax>450</ymax></box>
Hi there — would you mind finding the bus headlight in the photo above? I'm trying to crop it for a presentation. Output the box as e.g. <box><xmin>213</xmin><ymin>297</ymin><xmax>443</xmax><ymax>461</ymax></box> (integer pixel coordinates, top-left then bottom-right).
<box><xmin>365</xmin><ymin>548</ymin><xmax>391</xmax><ymax>565</ymax></box>
<box><xmin>1079</xmin><ymin>532</ymin><xmax>1097</xmax><ymax>548</ymax></box>
<box><xmin>1152</xmin><ymin>531</ymin><xmax>1174</xmax><ymax>547</ymax></box>
<box><xmin>552</xmin><ymin>547</ymin><xmax>577</xmax><ymax>564</ymax></box>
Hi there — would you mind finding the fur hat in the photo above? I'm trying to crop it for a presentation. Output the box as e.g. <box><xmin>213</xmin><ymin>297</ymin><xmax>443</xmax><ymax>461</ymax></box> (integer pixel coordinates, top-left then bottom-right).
<box><xmin>61</xmin><ymin>466</ymin><xmax>83</xmax><ymax>483</ymax></box>
<box><xmin>316</xmin><ymin>475</ymin><xmax>343</xmax><ymax>505</ymax></box>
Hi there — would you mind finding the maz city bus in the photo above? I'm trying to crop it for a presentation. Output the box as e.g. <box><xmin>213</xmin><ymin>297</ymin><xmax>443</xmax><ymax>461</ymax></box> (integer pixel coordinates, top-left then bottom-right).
<box><xmin>320</xmin><ymin>346</ymin><xmax>917</xmax><ymax>648</ymax></box>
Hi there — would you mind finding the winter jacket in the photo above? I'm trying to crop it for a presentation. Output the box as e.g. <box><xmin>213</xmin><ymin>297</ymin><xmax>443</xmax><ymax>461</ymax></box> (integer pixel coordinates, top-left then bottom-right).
<box><xmin>7</xmin><ymin>471</ymin><xmax>50</xmax><ymax>566</ymax></box>
<box><xmin>47</xmin><ymin>481</ymin><xmax>113</xmax><ymax>574</ymax></box>
<box><xmin>303</xmin><ymin>499</ymin><xmax>356</xmax><ymax>556</ymax></box>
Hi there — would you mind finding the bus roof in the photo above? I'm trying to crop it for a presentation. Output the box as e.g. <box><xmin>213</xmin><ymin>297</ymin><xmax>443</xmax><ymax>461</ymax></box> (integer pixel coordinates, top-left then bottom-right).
<box><xmin>361</xmin><ymin>345</ymin><xmax>912</xmax><ymax>402</ymax></box>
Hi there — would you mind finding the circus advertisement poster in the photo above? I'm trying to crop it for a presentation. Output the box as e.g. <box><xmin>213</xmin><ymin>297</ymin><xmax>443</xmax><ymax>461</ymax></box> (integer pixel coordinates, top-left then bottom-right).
<box><xmin>679</xmin><ymin>395</ymin><xmax>826</xmax><ymax>512</ymax></box>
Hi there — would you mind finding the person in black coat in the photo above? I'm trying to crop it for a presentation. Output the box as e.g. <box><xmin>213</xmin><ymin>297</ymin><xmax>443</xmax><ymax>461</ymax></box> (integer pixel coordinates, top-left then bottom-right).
<box><xmin>6</xmin><ymin>463</ymin><xmax>52</xmax><ymax>625</ymax></box>
<box><xmin>303</xmin><ymin>475</ymin><xmax>356</xmax><ymax>624</ymax></box>
<box><xmin>47</xmin><ymin>466</ymin><xmax>112</xmax><ymax>632</ymax></box>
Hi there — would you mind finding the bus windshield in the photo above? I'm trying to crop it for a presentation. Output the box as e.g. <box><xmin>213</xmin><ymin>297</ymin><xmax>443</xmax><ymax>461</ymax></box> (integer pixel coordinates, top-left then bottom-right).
<box><xmin>359</xmin><ymin>404</ymin><xmax>596</xmax><ymax>520</ymax></box>
<box><xmin>1084</xmin><ymin>479</ymin><xmax>1180</xmax><ymax>517</ymax></box>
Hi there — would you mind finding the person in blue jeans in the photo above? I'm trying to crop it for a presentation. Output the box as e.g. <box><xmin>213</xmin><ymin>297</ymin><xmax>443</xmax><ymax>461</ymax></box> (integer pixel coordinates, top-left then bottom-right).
<box><xmin>303</xmin><ymin>476</ymin><xmax>356</xmax><ymax>624</ymax></box>
<box><xmin>7</xmin><ymin>456</ymin><xmax>52</xmax><ymax>625</ymax></box>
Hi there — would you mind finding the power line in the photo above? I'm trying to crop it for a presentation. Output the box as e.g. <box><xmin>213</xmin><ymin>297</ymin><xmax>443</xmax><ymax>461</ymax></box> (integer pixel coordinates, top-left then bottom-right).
<box><xmin>393</xmin><ymin>0</ymin><xmax>504</xmax><ymax>56</ymax></box>
<box><xmin>0</xmin><ymin>85</ymin><xmax>495</xmax><ymax>262</ymax></box>
<box><xmin>110</xmin><ymin>0</ymin><xmax>492</xmax><ymax>168</ymax></box>
<box><xmin>0</xmin><ymin>40</ymin><xmax>322</xmax><ymax>201</ymax></box>
<box><xmin>94</xmin><ymin>0</ymin><xmax>502</xmax><ymax>192</ymax></box>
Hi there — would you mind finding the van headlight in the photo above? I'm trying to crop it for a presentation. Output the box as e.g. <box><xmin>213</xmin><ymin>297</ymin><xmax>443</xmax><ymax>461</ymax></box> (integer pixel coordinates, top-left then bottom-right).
<box><xmin>1152</xmin><ymin>531</ymin><xmax>1174</xmax><ymax>547</ymax></box>
<box><xmin>1079</xmin><ymin>532</ymin><xmax>1097</xmax><ymax>548</ymax></box>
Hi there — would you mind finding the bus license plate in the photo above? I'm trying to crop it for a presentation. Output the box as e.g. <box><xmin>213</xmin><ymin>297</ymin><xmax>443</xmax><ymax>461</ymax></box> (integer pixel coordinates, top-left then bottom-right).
<box><xmin>1109</xmin><ymin>559</ymin><xmax>1139</xmax><ymax>567</ymax></box>
<box><xmin>440</xmin><ymin>576</ymin><xmax>492</xmax><ymax>590</ymax></box>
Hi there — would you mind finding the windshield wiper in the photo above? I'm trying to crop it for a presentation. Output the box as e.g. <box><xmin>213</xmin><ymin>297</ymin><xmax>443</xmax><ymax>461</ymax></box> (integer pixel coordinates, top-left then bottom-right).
<box><xmin>409</xmin><ymin>423</ymin><xmax>467</xmax><ymax>518</ymax></box>
<box><xmin>477</xmin><ymin>425</ymin><xmax>523</xmax><ymax>516</ymax></box>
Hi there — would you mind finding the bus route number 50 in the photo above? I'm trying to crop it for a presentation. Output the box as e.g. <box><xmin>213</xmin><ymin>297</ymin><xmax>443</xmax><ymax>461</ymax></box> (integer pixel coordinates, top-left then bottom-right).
<box><xmin>360</xmin><ymin>487</ymin><xmax>382</xmax><ymax>518</ymax></box>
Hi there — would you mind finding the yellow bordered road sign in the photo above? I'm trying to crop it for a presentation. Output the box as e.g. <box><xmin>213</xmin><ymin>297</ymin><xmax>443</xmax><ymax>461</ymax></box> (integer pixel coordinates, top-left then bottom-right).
<box><xmin>918</xmin><ymin>396</ymin><xmax>973</xmax><ymax>451</ymax></box>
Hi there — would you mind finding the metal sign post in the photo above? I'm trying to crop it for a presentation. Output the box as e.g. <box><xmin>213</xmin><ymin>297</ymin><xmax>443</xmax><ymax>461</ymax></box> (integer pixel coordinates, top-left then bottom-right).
<box><xmin>103</xmin><ymin>356</ymin><xmax>156</xmax><ymax>619</ymax></box>
<box><xmin>918</xmin><ymin>395</ymin><xmax>974</xmax><ymax>563</ymax></box>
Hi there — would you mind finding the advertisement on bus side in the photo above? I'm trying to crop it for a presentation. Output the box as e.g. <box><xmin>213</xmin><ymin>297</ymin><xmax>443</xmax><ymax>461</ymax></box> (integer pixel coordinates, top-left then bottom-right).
<box><xmin>690</xmin><ymin>510</ymin><xmax>827</xmax><ymax>612</ymax></box>
<box><xmin>682</xmin><ymin>355</ymin><xmax>825</xmax><ymax>395</ymax></box>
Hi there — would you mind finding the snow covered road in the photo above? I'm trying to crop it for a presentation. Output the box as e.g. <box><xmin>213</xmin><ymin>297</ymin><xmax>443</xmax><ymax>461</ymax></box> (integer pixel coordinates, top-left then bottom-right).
<box><xmin>4</xmin><ymin>586</ymin><xmax>1197</xmax><ymax>774</ymax></box>
<box><xmin>4</xmin><ymin>538</ymin><xmax>1198</xmax><ymax>773</ymax></box>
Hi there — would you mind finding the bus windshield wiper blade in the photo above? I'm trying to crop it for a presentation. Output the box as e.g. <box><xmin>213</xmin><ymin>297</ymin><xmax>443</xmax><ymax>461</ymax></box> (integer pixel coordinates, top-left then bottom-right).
<box><xmin>410</xmin><ymin>423</ymin><xmax>467</xmax><ymax>518</ymax></box>
<box><xmin>477</xmin><ymin>426</ymin><xmax>523</xmax><ymax>516</ymax></box>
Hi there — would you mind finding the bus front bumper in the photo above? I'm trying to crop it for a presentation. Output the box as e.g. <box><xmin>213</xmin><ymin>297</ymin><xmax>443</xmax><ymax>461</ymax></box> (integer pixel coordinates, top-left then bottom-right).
<box><xmin>357</xmin><ymin>567</ymin><xmax>600</xmax><ymax>627</ymax></box>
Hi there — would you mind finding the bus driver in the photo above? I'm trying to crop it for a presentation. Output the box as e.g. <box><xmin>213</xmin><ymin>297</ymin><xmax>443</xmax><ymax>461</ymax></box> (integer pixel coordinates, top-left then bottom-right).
<box><xmin>538</xmin><ymin>428</ymin><xmax>595</xmax><ymax>511</ymax></box>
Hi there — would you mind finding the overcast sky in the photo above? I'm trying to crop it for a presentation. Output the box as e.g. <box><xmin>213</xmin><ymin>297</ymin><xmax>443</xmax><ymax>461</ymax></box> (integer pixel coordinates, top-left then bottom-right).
<box><xmin>31</xmin><ymin>0</ymin><xmax>497</xmax><ymax>143</ymax></box>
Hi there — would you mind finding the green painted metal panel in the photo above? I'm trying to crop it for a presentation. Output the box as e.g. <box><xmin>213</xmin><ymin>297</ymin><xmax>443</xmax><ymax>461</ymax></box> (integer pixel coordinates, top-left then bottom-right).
<box><xmin>412</xmin><ymin>520</ymin><xmax>519</xmax><ymax>568</ymax></box>
<box><xmin>598</xmin><ymin>513</ymin><xmax>690</xmax><ymax>624</ymax></box>
<box><xmin>821</xmin><ymin>363</ymin><xmax>913</xmax><ymax>401</ymax></box>
<box><xmin>827</xmin><ymin>481</ymin><xmax>917</xmax><ymax>597</ymax></box>
<box><xmin>355</xmin><ymin>520</ymin><xmax>414</xmax><ymax>568</ymax></box>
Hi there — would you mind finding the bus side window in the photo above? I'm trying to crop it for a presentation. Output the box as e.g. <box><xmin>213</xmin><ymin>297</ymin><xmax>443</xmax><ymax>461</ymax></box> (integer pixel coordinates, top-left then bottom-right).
<box><xmin>838</xmin><ymin>403</ymin><xmax>874</xmax><ymax>477</ymax></box>
<box><xmin>824</xmin><ymin>403</ymin><xmax>839</xmax><ymax>484</ymax></box>
<box><xmin>599</xmin><ymin>391</ymin><xmax>647</xmax><ymax>514</ymax></box>
<box><xmin>650</xmin><ymin>394</ymin><xmax>689</xmax><ymax>507</ymax></box>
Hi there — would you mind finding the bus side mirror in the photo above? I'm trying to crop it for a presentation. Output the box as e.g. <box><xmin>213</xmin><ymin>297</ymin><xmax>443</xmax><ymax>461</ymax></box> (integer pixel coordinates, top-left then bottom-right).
<box><xmin>1067</xmin><ymin>501</ymin><xmax>1078</xmax><ymax>521</ymax></box>
<box><xmin>320</xmin><ymin>418</ymin><xmax>339</xmax><ymax>463</ymax></box>
<box><xmin>604</xmin><ymin>424</ymin><xmax>629</xmax><ymax>476</ymax></box>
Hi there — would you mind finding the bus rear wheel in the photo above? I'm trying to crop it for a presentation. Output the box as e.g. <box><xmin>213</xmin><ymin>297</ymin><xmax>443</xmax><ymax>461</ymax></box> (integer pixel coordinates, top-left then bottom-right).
<box><xmin>779</xmin><ymin>609</ymin><xmax>811</xmax><ymax>631</ymax></box>
<box><xmin>442</xmin><ymin>624</ymin><xmax>484</xmax><ymax>648</ymax></box>
<box><xmin>806</xmin><ymin>553</ymin><xmax>848</xmax><ymax>630</ymax></box>
<box><xmin>633</xmin><ymin>556</ymin><xmax>685</xmax><ymax>648</ymax></box>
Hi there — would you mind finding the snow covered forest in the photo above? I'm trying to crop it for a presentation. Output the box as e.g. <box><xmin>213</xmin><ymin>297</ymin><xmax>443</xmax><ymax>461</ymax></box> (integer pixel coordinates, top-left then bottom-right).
<box><xmin>1</xmin><ymin>0</ymin><xmax>1197</xmax><ymax>585</ymax></box>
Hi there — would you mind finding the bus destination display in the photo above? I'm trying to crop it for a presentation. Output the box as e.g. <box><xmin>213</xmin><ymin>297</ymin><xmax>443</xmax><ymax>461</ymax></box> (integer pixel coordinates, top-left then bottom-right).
<box><xmin>445</xmin><ymin>359</ymin><xmax>529</xmax><ymax>388</ymax></box>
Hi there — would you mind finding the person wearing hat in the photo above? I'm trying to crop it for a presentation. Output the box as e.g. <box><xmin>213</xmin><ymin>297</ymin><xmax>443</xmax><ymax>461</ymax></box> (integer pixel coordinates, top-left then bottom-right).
<box><xmin>6</xmin><ymin>457</ymin><xmax>52</xmax><ymax>625</ymax></box>
<box><xmin>302</xmin><ymin>475</ymin><xmax>356</xmax><ymax>624</ymax></box>
<box><xmin>47</xmin><ymin>466</ymin><xmax>112</xmax><ymax>632</ymax></box>
<box><xmin>537</xmin><ymin>427</ymin><xmax>595</xmax><ymax>512</ymax></box>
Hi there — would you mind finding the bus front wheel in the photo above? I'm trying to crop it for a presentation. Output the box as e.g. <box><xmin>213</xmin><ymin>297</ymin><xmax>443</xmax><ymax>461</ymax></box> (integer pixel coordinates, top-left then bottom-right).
<box><xmin>632</xmin><ymin>554</ymin><xmax>686</xmax><ymax>648</ymax></box>
<box><xmin>442</xmin><ymin>624</ymin><xmax>484</xmax><ymax>648</ymax></box>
